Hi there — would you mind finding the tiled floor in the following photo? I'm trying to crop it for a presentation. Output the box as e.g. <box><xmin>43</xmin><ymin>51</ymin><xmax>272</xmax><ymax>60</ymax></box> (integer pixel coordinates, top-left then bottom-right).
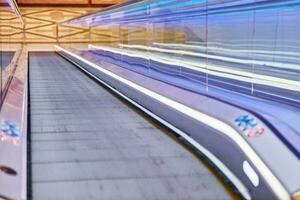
<box><xmin>29</xmin><ymin>52</ymin><xmax>232</xmax><ymax>200</ymax></box>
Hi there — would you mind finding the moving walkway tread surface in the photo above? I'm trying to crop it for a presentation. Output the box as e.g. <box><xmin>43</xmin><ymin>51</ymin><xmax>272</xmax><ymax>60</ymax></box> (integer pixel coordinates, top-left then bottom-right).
<box><xmin>29</xmin><ymin>52</ymin><xmax>233</xmax><ymax>200</ymax></box>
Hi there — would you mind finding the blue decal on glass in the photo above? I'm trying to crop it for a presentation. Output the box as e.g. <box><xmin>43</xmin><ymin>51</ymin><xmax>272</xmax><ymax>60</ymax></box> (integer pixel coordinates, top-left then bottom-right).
<box><xmin>1</xmin><ymin>121</ymin><xmax>20</xmax><ymax>138</ymax></box>
<box><xmin>235</xmin><ymin>115</ymin><xmax>257</xmax><ymax>132</ymax></box>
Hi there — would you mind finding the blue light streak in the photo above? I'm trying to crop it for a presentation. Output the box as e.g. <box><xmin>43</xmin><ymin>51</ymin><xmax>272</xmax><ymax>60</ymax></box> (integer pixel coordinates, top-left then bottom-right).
<box><xmin>67</xmin><ymin>0</ymin><xmax>300</xmax><ymax>27</ymax></box>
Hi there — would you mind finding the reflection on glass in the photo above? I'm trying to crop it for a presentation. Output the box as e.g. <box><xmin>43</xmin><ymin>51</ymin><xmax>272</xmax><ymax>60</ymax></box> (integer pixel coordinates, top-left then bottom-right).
<box><xmin>0</xmin><ymin>0</ymin><xmax>23</xmax><ymax>103</ymax></box>
<box><xmin>65</xmin><ymin>0</ymin><xmax>300</xmax><ymax>106</ymax></box>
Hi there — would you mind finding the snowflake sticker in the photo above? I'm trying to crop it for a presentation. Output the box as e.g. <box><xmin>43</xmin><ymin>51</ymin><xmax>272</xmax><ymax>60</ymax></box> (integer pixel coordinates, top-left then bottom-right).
<box><xmin>235</xmin><ymin>115</ymin><xmax>265</xmax><ymax>138</ymax></box>
<box><xmin>1</xmin><ymin>120</ymin><xmax>20</xmax><ymax>145</ymax></box>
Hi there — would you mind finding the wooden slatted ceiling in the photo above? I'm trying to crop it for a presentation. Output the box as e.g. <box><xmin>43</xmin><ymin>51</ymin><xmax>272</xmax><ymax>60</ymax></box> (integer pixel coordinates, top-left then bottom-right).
<box><xmin>17</xmin><ymin>0</ymin><xmax>89</xmax><ymax>4</ymax></box>
<box><xmin>0</xmin><ymin>6</ymin><xmax>186</xmax><ymax>44</ymax></box>
<box><xmin>16</xmin><ymin>0</ymin><xmax>123</xmax><ymax>5</ymax></box>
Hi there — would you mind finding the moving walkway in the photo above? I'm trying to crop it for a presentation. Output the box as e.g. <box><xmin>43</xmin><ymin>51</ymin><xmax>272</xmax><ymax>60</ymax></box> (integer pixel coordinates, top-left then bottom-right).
<box><xmin>28</xmin><ymin>52</ymin><xmax>234</xmax><ymax>199</ymax></box>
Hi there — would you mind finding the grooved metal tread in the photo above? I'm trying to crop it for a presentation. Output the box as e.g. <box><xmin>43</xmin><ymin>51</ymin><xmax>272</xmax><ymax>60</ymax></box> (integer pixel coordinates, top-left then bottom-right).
<box><xmin>29</xmin><ymin>52</ymin><xmax>232</xmax><ymax>200</ymax></box>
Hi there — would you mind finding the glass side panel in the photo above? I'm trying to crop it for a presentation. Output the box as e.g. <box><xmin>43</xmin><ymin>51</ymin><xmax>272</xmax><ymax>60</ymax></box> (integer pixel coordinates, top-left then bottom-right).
<box><xmin>64</xmin><ymin>0</ymin><xmax>300</xmax><ymax>106</ymax></box>
<box><xmin>0</xmin><ymin>0</ymin><xmax>23</xmax><ymax>103</ymax></box>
